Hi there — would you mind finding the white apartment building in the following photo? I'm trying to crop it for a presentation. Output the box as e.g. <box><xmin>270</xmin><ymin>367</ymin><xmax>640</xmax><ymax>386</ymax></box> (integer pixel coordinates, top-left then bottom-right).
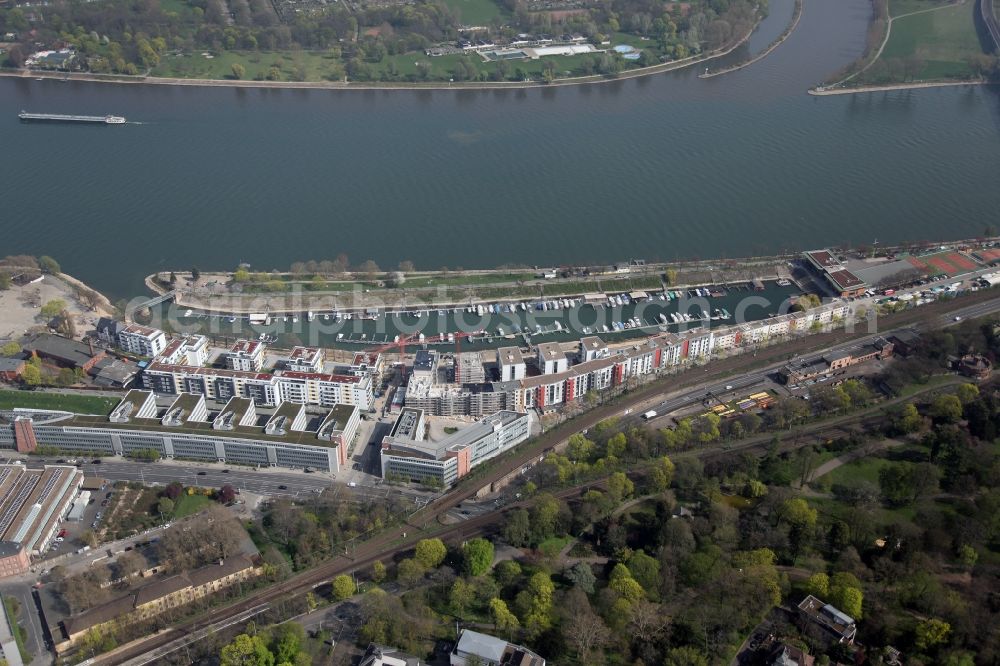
<box><xmin>157</xmin><ymin>335</ymin><xmax>209</xmax><ymax>366</ymax></box>
<box><xmin>497</xmin><ymin>347</ymin><xmax>526</xmax><ymax>381</ymax></box>
<box><xmin>224</xmin><ymin>340</ymin><xmax>265</xmax><ymax>372</ymax></box>
<box><xmin>284</xmin><ymin>346</ymin><xmax>324</xmax><ymax>373</ymax></box>
<box><xmin>536</xmin><ymin>342</ymin><xmax>569</xmax><ymax>375</ymax></box>
<box><xmin>118</xmin><ymin>324</ymin><xmax>167</xmax><ymax>357</ymax></box>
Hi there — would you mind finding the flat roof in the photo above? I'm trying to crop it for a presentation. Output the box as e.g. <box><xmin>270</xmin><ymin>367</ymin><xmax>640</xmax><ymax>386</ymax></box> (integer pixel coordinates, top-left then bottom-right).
<box><xmin>497</xmin><ymin>346</ymin><xmax>524</xmax><ymax>366</ymax></box>
<box><xmin>805</xmin><ymin>249</ymin><xmax>840</xmax><ymax>268</ymax></box>
<box><xmin>390</xmin><ymin>408</ymin><xmax>423</xmax><ymax>440</ymax></box>
<box><xmin>351</xmin><ymin>352</ymin><xmax>380</xmax><ymax>367</ymax></box>
<box><xmin>275</xmin><ymin>370</ymin><xmax>362</xmax><ymax>384</ymax></box>
<box><xmin>288</xmin><ymin>346</ymin><xmax>321</xmax><ymax>361</ymax></box>
<box><xmin>826</xmin><ymin>269</ymin><xmax>866</xmax><ymax>290</ymax></box>
<box><xmin>317</xmin><ymin>404</ymin><xmax>358</xmax><ymax>437</ymax></box>
<box><xmin>536</xmin><ymin>342</ymin><xmax>566</xmax><ymax>363</ymax></box>
<box><xmin>413</xmin><ymin>350</ymin><xmax>436</xmax><ymax>372</ymax></box>
<box><xmin>231</xmin><ymin>339</ymin><xmax>261</xmax><ymax>353</ymax></box>
<box><xmin>384</xmin><ymin>410</ymin><xmax>525</xmax><ymax>461</ymax></box>
<box><xmin>60</xmin><ymin>409</ymin><xmax>339</xmax><ymax>448</ymax></box>
<box><xmin>580</xmin><ymin>336</ymin><xmax>606</xmax><ymax>351</ymax></box>
<box><xmin>456</xmin><ymin>630</ymin><xmax>508</xmax><ymax>663</ymax></box>
<box><xmin>163</xmin><ymin>393</ymin><xmax>204</xmax><ymax>424</ymax></box>
<box><xmin>220</xmin><ymin>396</ymin><xmax>254</xmax><ymax>416</ymax></box>
<box><xmin>147</xmin><ymin>361</ymin><xmax>273</xmax><ymax>382</ymax></box>
<box><xmin>121</xmin><ymin>324</ymin><xmax>161</xmax><ymax>338</ymax></box>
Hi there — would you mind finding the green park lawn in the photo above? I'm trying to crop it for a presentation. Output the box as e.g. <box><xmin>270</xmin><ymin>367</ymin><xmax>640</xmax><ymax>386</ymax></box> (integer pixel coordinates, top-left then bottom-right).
<box><xmin>440</xmin><ymin>0</ymin><xmax>504</xmax><ymax>25</ymax></box>
<box><xmin>0</xmin><ymin>390</ymin><xmax>119</xmax><ymax>415</ymax></box>
<box><xmin>153</xmin><ymin>50</ymin><xmax>347</xmax><ymax>81</ymax></box>
<box><xmin>880</xmin><ymin>0</ymin><xmax>984</xmax><ymax>79</ymax></box>
<box><xmin>173</xmin><ymin>493</ymin><xmax>213</xmax><ymax>518</ymax></box>
<box><xmin>889</xmin><ymin>0</ymin><xmax>953</xmax><ymax>18</ymax></box>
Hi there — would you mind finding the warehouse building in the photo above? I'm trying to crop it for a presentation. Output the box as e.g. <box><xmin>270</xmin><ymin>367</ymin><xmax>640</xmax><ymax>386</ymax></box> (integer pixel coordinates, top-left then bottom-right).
<box><xmin>0</xmin><ymin>464</ymin><xmax>83</xmax><ymax>578</ymax></box>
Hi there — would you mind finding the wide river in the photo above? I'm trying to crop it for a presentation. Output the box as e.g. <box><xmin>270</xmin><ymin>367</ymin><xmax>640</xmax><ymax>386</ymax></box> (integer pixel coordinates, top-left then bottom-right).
<box><xmin>3</xmin><ymin>0</ymin><xmax>1000</xmax><ymax>300</ymax></box>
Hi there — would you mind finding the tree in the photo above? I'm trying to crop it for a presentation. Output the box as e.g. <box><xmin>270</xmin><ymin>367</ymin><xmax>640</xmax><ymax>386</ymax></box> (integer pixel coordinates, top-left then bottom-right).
<box><xmin>503</xmin><ymin>508</ymin><xmax>530</xmax><ymax>547</ymax></box>
<box><xmin>270</xmin><ymin>623</ymin><xmax>305</xmax><ymax>665</ymax></box>
<box><xmin>627</xmin><ymin>550</ymin><xmax>660</xmax><ymax>594</ymax></box>
<box><xmin>494</xmin><ymin>560</ymin><xmax>521</xmax><ymax>586</ymax></box>
<box><xmin>828</xmin><ymin>572</ymin><xmax>863</xmax><ymax>619</ymax></box>
<box><xmin>522</xmin><ymin>572</ymin><xmax>555</xmax><ymax>637</ymax></box>
<box><xmin>930</xmin><ymin>394</ymin><xmax>963</xmax><ymax>423</ymax></box>
<box><xmin>744</xmin><ymin>479</ymin><xmax>768</xmax><ymax>498</ymax></box>
<box><xmin>397</xmin><ymin>558</ymin><xmax>425</xmax><ymax>586</ymax></box>
<box><xmin>357</xmin><ymin>260</ymin><xmax>381</xmax><ymax>281</ymax></box>
<box><xmin>956</xmin><ymin>543</ymin><xmax>978</xmax><ymax>568</ymax></box>
<box><xmin>372</xmin><ymin>560</ymin><xmax>386</xmax><ymax>584</ymax></box>
<box><xmin>609</xmin><ymin>563</ymin><xmax>645</xmax><ymax>602</ymax></box>
<box><xmin>414</xmin><ymin>538</ymin><xmax>447</xmax><ymax>568</ymax></box>
<box><xmin>156</xmin><ymin>497</ymin><xmax>174</xmax><ymax>517</ymax></box>
<box><xmin>40</xmin><ymin>299</ymin><xmax>67</xmax><ymax>319</ymax></box>
<box><xmin>804</xmin><ymin>572</ymin><xmax>829</xmax><ymax>598</ymax></box>
<box><xmin>564</xmin><ymin>561</ymin><xmax>596</xmax><ymax>593</ymax></box>
<box><xmin>780</xmin><ymin>498</ymin><xmax>818</xmax><ymax>528</ymax></box>
<box><xmin>895</xmin><ymin>403</ymin><xmax>924</xmax><ymax>434</ymax></box>
<box><xmin>398</xmin><ymin>260</ymin><xmax>415</xmax><ymax>272</ymax></box>
<box><xmin>218</xmin><ymin>484</ymin><xmax>237</xmax><ymax>504</ymax></box>
<box><xmin>191</xmin><ymin>267</ymin><xmax>201</xmax><ymax>281</ymax></box>
<box><xmin>113</xmin><ymin>549</ymin><xmax>146</xmax><ymax>583</ymax></box>
<box><xmin>489</xmin><ymin>597</ymin><xmax>519</xmax><ymax>636</ymax></box>
<box><xmin>648</xmin><ymin>455</ymin><xmax>676</xmax><ymax>492</ymax></box>
<box><xmin>38</xmin><ymin>255</ymin><xmax>61</xmax><ymax>275</ymax></box>
<box><xmin>21</xmin><ymin>364</ymin><xmax>41</xmax><ymax>386</ymax></box>
<box><xmin>463</xmin><ymin>538</ymin><xmax>494</xmax><ymax>576</ymax></box>
<box><xmin>607</xmin><ymin>472</ymin><xmax>635</xmax><ymax>503</ymax></box>
<box><xmin>450</xmin><ymin>579</ymin><xmax>475</xmax><ymax>616</ymax></box>
<box><xmin>231</xmin><ymin>62</ymin><xmax>246</xmax><ymax>79</ymax></box>
<box><xmin>664</xmin><ymin>646</ymin><xmax>709</xmax><ymax>666</ymax></box>
<box><xmin>332</xmin><ymin>574</ymin><xmax>355</xmax><ymax>600</ymax></box>
<box><xmin>220</xmin><ymin>633</ymin><xmax>274</xmax><ymax>666</ymax></box>
<box><xmin>915</xmin><ymin>618</ymin><xmax>951</xmax><ymax>651</ymax></box>
<box><xmin>562</xmin><ymin>589</ymin><xmax>610</xmax><ymax>660</ymax></box>
<box><xmin>0</xmin><ymin>342</ymin><xmax>20</xmax><ymax>357</ymax></box>
<box><xmin>956</xmin><ymin>383</ymin><xmax>979</xmax><ymax>405</ymax></box>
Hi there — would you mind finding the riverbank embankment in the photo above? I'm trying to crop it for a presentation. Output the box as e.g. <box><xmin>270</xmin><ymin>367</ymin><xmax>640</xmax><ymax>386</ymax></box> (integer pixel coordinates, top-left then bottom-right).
<box><xmin>700</xmin><ymin>0</ymin><xmax>804</xmax><ymax>78</ymax></box>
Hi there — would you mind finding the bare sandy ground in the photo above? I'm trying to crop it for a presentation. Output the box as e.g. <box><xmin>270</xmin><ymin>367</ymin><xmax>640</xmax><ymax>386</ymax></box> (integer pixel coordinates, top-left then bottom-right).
<box><xmin>0</xmin><ymin>274</ymin><xmax>113</xmax><ymax>343</ymax></box>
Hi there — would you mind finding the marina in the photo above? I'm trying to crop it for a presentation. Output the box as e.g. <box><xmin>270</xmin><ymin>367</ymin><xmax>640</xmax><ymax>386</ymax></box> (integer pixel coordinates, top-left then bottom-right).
<box><xmin>152</xmin><ymin>280</ymin><xmax>802</xmax><ymax>352</ymax></box>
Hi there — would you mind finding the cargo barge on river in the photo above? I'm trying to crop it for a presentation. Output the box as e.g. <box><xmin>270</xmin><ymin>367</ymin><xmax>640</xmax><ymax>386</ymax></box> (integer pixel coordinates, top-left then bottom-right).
<box><xmin>18</xmin><ymin>111</ymin><xmax>126</xmax><ymax>124</ymax></box>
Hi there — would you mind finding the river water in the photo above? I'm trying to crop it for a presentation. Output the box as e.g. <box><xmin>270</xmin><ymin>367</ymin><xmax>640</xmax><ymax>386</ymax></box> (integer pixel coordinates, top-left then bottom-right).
<box><xmin>2</xmin><ymin>0</ymin><xmax>999</xmax><ymax>301</ymax></box>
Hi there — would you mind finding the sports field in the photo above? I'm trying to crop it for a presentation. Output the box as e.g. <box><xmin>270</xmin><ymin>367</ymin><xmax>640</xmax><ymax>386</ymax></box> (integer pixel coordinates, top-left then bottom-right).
<box><xmin>440</xmin><ymin>0</ymin><xmax>503</xmax><ymax>24</ymax></box>
<box><xmin>907</xmin><ymin>250</ymin><xmax>979</xmax><ymax>275</ymax></box>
